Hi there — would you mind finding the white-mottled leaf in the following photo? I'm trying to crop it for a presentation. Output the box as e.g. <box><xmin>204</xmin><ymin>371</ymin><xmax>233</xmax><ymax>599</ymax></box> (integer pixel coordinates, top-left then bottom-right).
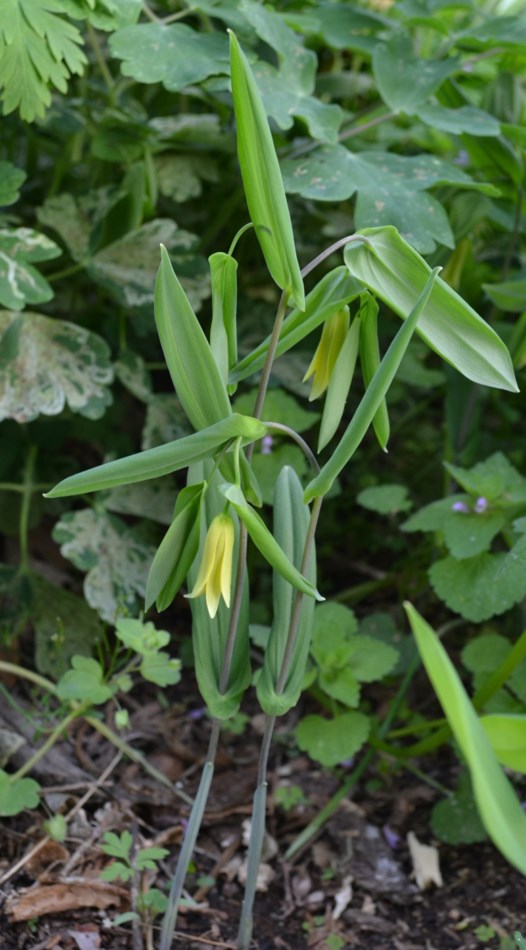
<box><xmin>0</xmin><ymin>311</ymin><xmax>113</xmax><ymax>422</ymax></box>
<box><xmin>87</xmin><ymin>218</ymin><xmax>210</xmax><ymax>312</ymax></box>
<box><xmin>114</xmin><ymin>351</ymin><xmax>153</xmax><ymax>404</ymax></box>
<box><xmin>0</xmin><ymin>228</ymin><xmax>61</xmax><ymax>310</ymax></box>
<box><xmin>155</xmin><ymin>154</ymin><xmax>219</xmax><ymax>203</ymax></box>
<box><xmin>52</xmin><ymin>509</ymin><xmax>155</xmax><ymax>623</ymax></box>
<box><xmin>141</xmin><ymin>394</ymin><xmax>190</xmax><ymax>450</ymax></box>
<box><xmin>105</xmin><ymin>479</ymin><xmax>177</xmax><ymax>526</ymax></box>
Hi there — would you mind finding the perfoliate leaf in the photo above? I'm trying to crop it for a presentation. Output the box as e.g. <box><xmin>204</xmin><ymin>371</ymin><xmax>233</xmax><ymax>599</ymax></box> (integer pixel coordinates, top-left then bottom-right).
<box><xmin>0</xmin><ymin>228</ymin><xmax>61</xmax><ymax>310</ymax></box>
<box><xmin>305</xmin><ymin>267</ymin><xmax>440</xmax><ymax>502</ymax></box>
<box><xmin>344</xmin><ymin>227</ymin><xmax>518</xmax><ymax>392</ymax></box>
<box><xmin>0</xmin><ymin>0</ymin><xmax>87</xmax><ymax>121</ymax></box>
<box><xmin>52</xmin><ymin>509</ymin><xmax>155</xmax><ymax>623</ymax></box>
<box><xmin>0</xmin><ymin>770</ymin><xmax>40</xmax><ymax>816</ymax></box>
<box><xmin>0</xmin><ymin>311</ymin><xmax>113</xmax><ymax>423</ymax></box>
<box><xmin>0</xmin><ymin>163</ymin><xmax>26</xmax><ymax>207</ymax></box>
<box><xmin>405</xmin><ymin>603</ymin><xmax>526</xmax><ymax>875</ymax></box>
<box><xmin>229</xmin><ymin>31</ymin><xmax>305</xmax><ymax>310</ymax></box>
<box><xmin>110</xmin><ymin>22</ymin><xmax>229</xmax><ymax>90</ymax></box>
<box><xmin>155</xmin><ymin>245</ymin><xmax>231</xmax><ymax>431</ymax></box>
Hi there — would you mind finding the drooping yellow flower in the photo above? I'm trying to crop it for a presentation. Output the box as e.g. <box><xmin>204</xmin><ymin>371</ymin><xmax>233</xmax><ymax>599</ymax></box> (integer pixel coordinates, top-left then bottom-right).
<box><xmin>186</xmin><ymin>513</ymin><xmax>235</xmax><ymax>618</ymax></box>
<box><xmin>303</xmin><ymin>307</ymin><xmax>350</xmax><ymax>400</ymax></box>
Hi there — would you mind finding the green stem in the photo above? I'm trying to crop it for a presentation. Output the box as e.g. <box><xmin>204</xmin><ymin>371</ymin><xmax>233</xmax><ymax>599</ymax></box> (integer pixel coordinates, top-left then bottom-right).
<box><xmin>19</xmin><ymin>445</ymin><xmax>37</xmax><ymax>575</ymax></box>
<box><xmin>262</xmin><ymin>422</ymin><xmax>320</xmax><ymax>475</ymax></box>
<box><xmin>159</xmin><ymin>720</ymin><xmax>220</xmax><ymax>950</ymax></box>
<box><xmin>0</xmin><ymin>661</ymin><xmax>58</xmax><ymax>697</ymax></box>
<box><xmin>87</xmin><ymin>23</ymin><xmax>114</xmax><ymax>93</ymax></box>
<box><xmin>251</xmin><ymin>292</ymin><xmax>289</xmax><ymax>423</ymax></box>
<box><xmin>12</xmin><ymin>707</ymin><xmax>85</xmax><ymax>782</ymax></box>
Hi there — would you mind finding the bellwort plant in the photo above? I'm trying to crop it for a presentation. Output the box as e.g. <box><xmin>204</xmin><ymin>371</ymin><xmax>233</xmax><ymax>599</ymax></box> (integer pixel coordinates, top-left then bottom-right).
<box><xmin>46</xmin><ymin>32</ymin><xmax>521</xmax><ymax>949</ymax></box>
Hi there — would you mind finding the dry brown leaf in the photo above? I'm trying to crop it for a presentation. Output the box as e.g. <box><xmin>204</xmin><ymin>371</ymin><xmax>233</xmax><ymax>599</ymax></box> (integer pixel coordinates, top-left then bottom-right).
<box><xmin>6</xmin><ymin>880</ymin><xmax>128</xmax><ymax>921</ymax></box>
<box><xmin>26</xmin><ymin>840</ymin><xmax>68</xmax><ymax>880</ymax></box>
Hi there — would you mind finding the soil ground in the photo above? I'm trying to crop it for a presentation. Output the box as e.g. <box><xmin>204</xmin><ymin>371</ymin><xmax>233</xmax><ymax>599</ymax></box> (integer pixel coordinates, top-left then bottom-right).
<box><xmin>1</xmin><ymin>685</ymin><xmax>525</xmax><ymax>950</ymax></box>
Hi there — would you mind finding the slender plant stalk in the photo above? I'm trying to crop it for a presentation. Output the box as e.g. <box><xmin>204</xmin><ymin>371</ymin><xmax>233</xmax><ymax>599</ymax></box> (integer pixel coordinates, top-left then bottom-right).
<box><xmin>19</xmin><ymin>445</ymin><xmax>37</xmax><ymax>575</ymax></box>
<box><xmin>0</xmin><ymin>660</ymin><xmax>59</xmax><ymax>696</ymax></box>
<box><xmin>12</xmin><ymin>707</ymin><xmax>85</xmax><ymax>781</ymax></box>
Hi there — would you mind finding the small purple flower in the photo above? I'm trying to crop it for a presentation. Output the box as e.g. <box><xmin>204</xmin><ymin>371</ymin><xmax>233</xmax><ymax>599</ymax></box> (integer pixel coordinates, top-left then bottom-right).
<box><xmin>188</xmin><ymin>707</ymin><xmax>206</xmax><ymax>721</ymax></box>
<box><xmin>383</xmin><ymin>825</ymin><xmax>401</xmax><ymax>849</ymax></box>
<box><xmin>474</xmin><ymin>496</ymin><xmax>488</xmax><ymax>514</ymax></box>
<box><xmin>452</xmin><ymin>501</ymin><xmax>470</xmax><ymax>513</ymax></box>
<box><xmin>261</xmin><ymin>435</ymin><xmax>274</xmax><ymax>455</ymax></box>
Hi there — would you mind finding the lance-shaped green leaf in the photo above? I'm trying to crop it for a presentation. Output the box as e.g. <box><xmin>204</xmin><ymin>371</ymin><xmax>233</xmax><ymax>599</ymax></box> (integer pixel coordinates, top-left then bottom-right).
<box><xmin>257</xmin><ymin>467</ymin><xmax>316</xmax><ymax>716</ymax></box>
<box><xmin>155</xmin><ymin>245</ymin><xmax>232</xmax><ymax>430</ymax></box>
<box><xmin>318</xmin><ymin>316</ymin><xmax>361</xmax><ymax>451</ymax></box>
<box><xmin>358</xmin><ymin>293</ymin><xmax>389</xmax><ymax>451</ymax></box>
<box><xmin>145</xmin><ymin>483</ymin><xmax>204</xmax><ymax>612</ymax></box>
<box><xmin>229</xmin><ymin>31</ymin><xmax>304</xmax><ymax>310</ymax></box>
<box><xmin>45</xmin><ymin>414</ymin><xmax>267</xmax><ymax>498</ymax></box>
<box><xmin>405</xmin><ymin>603</ymin><xmax>526</xmax><ymax>875</ymax></box>
<box><xmin>345</xmin><ymin>226</ymin><xmax>518</xmax><ymax>393</ymax></box>
<box><xmin>480</xmin><ymin>714</ymin><xmax>526</xmax><ymax>775</ymax></box>
<box><xmin>209</xmin><ymin>251</ymin><xmax>238</xmax><ymax>384</ymax></box>
<box><xmin>231</xmin><ymin>266</ymin><xmax>362</xmax><ymax>384</ymax></box>
<box><xmin>305</xmin><ymin>269</ymin><xmax>440</xmax><ymax>502</ymax></box>
<box><xmin>221</xmin><ymin>483</ymin><xmax>322</xmax><ymax>602</ymax></box>
<box><xmin>189</xmin><ymin>465</ymin><xmax>251</xmax><ymax>720</ymax></box>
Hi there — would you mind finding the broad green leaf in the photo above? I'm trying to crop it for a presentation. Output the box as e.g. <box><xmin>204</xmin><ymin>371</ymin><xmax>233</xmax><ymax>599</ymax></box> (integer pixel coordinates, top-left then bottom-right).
<box><xmin>229</xmin><ymin>31</ymin><xmax>304</xmax><ymax>310</ymax></box>
<box><xmin>344</xmin><ymin>227</ymin><xmax>518</xmax><ymax>392</ymax></box>
<box><xmin>347</xmin><ymin>635</ymin><xmax>399</xmax><ymax>683</ymax></box>
<box><xmin>461</xmin><ymin>16</ymin><xmax>526</xmax><ymax>47</ymax></box>
<box><xmin>0</xmin><ymin>770</ymin><xmax>40</xmax><ymax>816</ymax></box>
<box><xmin>416</xmin><ymin>105</ymin><xmax>500</xmax><ymax>136</ymax></box>
<box><xmin>319</xmin><ymin>668</ymin><xmax>360</xmax><ymax>708</ymax></box>
<box><xmin>52</xmin><ymin>509</ymin><xmax>155</xmax><ymax>623</ymax></box>
<box><xmin>0</xmin><ymin>228</ymin><xmax>61</xmax><ymax>310</ymax></box>
<box><xmin>430</xmin><ymin>541</ymin><xmax>526</xmax><ymax>622</ymax></box>
<box><xmin>315</xmin><ymin>4</ymin><xmax>390</xmax><ymax>54</ymax></box>
<box><xmin>0</xmin><ymin>162</ymin><xmax>26</xmax><ymax>207</ymax></box>
<box><xmin>110</xmin><ymin>23</ymin><xmax>230</xmax><ymax>90</ymax></box>
<box><xmin>46</xmin><ymin>414</ymin><xmax>266</xmax><ymax>498</ymax></box>
<box><xmin>140</xmin><ymin>652</ymin><xmax>182</xmax><ymax>687</ymax></box>
<box><xmin>257</xmin><ymin>466</ymin><xmax>316</xmax><ymax>715</ymax></box>
<box><xmin>115</xmin><ymin>618</ymin><xmax>170</xmax><ymax>655</ymax></box>
<box><xmin>483</xmin><ymin>276</ymin><xmax>526</xmax><ymax>312</ymax></box>
<box><xmin>57</xmin><ymin>656</ymin><xmax>113</xmax><ymax>704</ymax></box>
<box><xmin>444</xmin><ymin>452</ymin><xmax>526</xmax><ymax>501</ymax></box>
<box><xmin>231</xmin><ymin>266</ymin><xmax>363</xmax><ymax>384</ymax></box>
<box><xmin>283</xmin><ymin>151</ymin><xmax>496</xmax><ymax>253</ymax></box>
<box><xmin>480</xmin><ymin>715</ymin><xmax>526</xmax><ymax>774</ymax></box>
<box><xmin>462</xmin><ymin>634</ymin><xmax>511</xmax><ymax>677</ymax></box>
<box><xmin>63</xmin><ymin>0</ymin><xmax>142</xmax><ymax>30</ymax></box>
<box><xmin>238</xmin><ymin>0</ymin><xmax>342</xmax><ymax>143</ymax></box>
<box><xmin>305</xmin><ymin>268</ymin><xmax>440</xmax><ymax>502</ymax></box>
<box><xmin>357</xmin><ymin>484</ymin><xmax>412</xmax><ymax>515</ymax></box>
<box><xmin>295</xmin><ymin>711</ymin><xmax>370</xmax><ymax>767</ymax></box>
<box><xmin>89</xmin><ymin>219</ymin><xmax>209</xmax><ymax>313</ymax></box>
<box><xmin>405</xmin><ymin>603</ymin><xmax>526</xmax><ymax>875</ymax></box>
<box><xmin>431</xmin><ymin>773</ymin><xmax>486</xmax><ymax>844</ymax></box>
<box><xmin>372</xmin><ymin>32</ymin><xmax>458</xmax><ymax>113</ymax></box>
<box><xmin>0</xmin><ymin>0</ymin><xmax>87</xmax><ymax>121</ymax></box>
<box><xmin>0</xmin><ymin>311</ymin><xmax>113</xmax><ymax>423</ymax></box>
<box><xmin>155</xmin><ymin>245</ymin><xmax>231</xmax><ymax>430</ymax></box>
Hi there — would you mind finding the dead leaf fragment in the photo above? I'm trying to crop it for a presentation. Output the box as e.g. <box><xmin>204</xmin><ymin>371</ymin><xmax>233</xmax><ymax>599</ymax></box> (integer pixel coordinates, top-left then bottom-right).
<box><xmin>407</xmin><ymin>831</ymin><xmax>443</xmax><ymax>889</ymax></box>
<box><xmin>6</xmin><ymin>880</ymin><xmax>128</xmax><ymax>921</ymax></box>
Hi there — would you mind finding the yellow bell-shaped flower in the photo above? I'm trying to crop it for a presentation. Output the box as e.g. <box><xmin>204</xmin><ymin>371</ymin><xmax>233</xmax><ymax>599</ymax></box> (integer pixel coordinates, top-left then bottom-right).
<box><xmin>186</xmin><ymin>513</ymin><xmax>235</xmax><ymax>618</ymax></box>
<box><xmin>303</xmin><ymin>306</ymin><xmax>350</xmax><ymax>400</ymax></box>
